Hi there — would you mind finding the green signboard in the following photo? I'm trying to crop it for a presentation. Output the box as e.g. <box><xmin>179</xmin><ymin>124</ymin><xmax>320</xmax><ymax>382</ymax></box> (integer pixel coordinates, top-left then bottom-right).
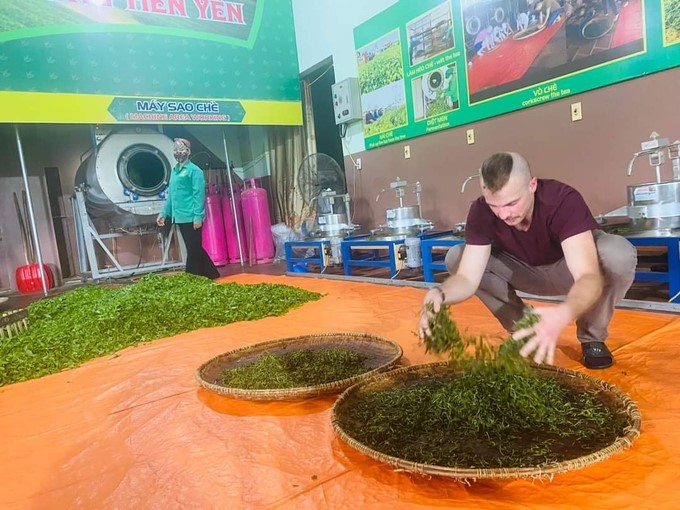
<box><xmin>354</xmin><ymin>0</ymin><xmax>680</xmax><ymax>149</ymax></box>
<box><xmin>0</xmin><ymin>0</ymin><xmax>302</xmax><ymax>125</ymax></box>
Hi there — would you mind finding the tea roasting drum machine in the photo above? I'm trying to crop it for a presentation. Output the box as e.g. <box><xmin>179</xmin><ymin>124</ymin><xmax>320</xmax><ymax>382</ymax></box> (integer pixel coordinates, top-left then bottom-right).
<box><xmin>72</xmin><ymin>127</ymin><xmax>186</xmax><ymax>279</ymax></box>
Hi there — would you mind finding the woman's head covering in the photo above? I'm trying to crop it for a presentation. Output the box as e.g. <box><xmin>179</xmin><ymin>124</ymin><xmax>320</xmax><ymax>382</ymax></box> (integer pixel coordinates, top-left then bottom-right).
<box><xmin>173</xmin><ymin>138</ymin><xmax>191</xmax><ymax>163</ymax></box>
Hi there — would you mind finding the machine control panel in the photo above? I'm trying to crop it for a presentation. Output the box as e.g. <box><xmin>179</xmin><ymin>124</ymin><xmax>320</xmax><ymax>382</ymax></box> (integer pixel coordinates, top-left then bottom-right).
<box><xmin>331</xmin><ymin>78</ymin><xmax>362</xmax><ymax>125</ymax></box>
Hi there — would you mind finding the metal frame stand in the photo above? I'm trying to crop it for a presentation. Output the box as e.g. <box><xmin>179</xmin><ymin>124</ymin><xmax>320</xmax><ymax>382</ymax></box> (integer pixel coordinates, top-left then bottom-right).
<box><xmin>284</xmin><ymin>240</ymin><xmax>331</xmax><ymax>273</ymax></box>
<box><xmin>341</xmin><ymin>235</ymin><xmax>405</xmax><ymax>277</ymax></box>
<box><xmin>73</xmin><ymin>190</ymin><xmax>186</xmax><ymax>280</ymax></box>
<box><xmin>627</xmin><ymin>236</ymin><xmax>680</xmax><ymax>303</ymax></box>
<box><xmin>341</xmin><ymin>230</ymin><xmax>454</xmax><ymax>278</ymax></box>
<box><xmin>421</xmin><ymin>236</ymin><xmax>465</xmax><ymax>282</ymax></box>
<box><xmin>421</xmin><ymin>234</ymin><xmax>680</xmax><ymax>303</ymax></box>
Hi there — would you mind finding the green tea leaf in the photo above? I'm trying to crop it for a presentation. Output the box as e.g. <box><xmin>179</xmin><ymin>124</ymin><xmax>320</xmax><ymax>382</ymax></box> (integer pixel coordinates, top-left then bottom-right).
<box><xmin>222</xmin><ymin>348</ymin><xmax>368</xmax><ymax>389</ymax></box>
<box><xmin>0</xmin><ymin>273</ymin><xmax>322</xmax><ymax>386</ymax></box>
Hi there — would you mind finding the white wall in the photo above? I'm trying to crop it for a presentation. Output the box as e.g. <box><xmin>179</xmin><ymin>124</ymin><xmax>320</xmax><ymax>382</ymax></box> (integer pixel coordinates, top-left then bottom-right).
<box><xmin>292</xmin><ymin>0</ymin><xmax>397</xmax><ymax>155</ymax></box>
<box><xmin>0</xmin><ymin>177</ymin><xmax>57</xmax><ymax>291</ymax></box>
<box><xmin>0</xmin><ymin>124</ymin><xmax>87</xmax><ymax>290</ymax></box>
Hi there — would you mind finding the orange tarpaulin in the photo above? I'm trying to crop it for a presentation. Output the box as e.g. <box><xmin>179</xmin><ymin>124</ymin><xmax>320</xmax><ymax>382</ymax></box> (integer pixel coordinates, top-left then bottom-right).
<box><xmin>1</xmin><ymin>274</ymin><xmax>679</xmax><ymax>510</ymax></box>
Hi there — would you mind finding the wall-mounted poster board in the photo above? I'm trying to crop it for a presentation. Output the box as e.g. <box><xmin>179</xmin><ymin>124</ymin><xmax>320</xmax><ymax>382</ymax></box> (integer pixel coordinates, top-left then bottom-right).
<box><xmin>354</xmin><ymin>0</ymin><xmax>680</xmax><ymax>149</ymax></box>
<box><xmin>0</xmin><ymin>0</ymin><xmax>302</xmax><ymax>125</ymax></box>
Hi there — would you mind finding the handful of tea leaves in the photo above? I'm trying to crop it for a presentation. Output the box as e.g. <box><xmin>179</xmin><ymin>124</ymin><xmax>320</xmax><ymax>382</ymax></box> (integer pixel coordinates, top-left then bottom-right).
<box><xmin>498</xmin><ymin>307</ymin><xmax>541</xmax><ymax>359</ymax></box>
<box><xmin>421</xmin><ymin>302</ymin><xmax>465</xmax><ymax>357</ymax></box>
<box><xmin>421</xmin><ymin>301</ymin><xmax>540</xmax><ymax>363</ymax></box>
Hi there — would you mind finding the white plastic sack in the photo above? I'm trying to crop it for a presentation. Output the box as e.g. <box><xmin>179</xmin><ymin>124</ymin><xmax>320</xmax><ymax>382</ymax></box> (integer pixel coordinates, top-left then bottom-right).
<box><xmin>271</xmin><ymin>223</ymin><xmax>302</xmax><ymax>262</ymax></box>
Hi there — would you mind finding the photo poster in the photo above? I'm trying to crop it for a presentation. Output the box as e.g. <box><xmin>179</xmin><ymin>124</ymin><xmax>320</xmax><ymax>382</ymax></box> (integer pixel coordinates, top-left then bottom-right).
<box><xmin>354</xmin><ymin>0</ymin><xmax>680</xmax><ymax>149</ymax></box>
<box><xmin>0</xmin><ymin>0</ymin><xmax>302</xmax><ymax>125</ymax></box>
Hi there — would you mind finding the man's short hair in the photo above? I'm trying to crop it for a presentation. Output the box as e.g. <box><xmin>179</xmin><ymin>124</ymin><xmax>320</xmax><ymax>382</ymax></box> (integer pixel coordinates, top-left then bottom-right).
<box><xmin>481</xmin><ymin>152</ymin><xmax>514</xmax><ymax>193</ymax></box>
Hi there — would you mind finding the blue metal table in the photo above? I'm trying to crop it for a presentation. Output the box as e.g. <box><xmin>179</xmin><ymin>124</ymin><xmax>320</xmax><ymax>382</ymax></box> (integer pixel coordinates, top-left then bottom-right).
<box><xmin>626</xmin><ymin>235</ymin><xmax>680</xmax><ymax>303</ymax></box>
<box><xmin>419</xmin><ymin>234</ymin><xmax>680</xmax><ymax>301</ymax></box>
<box><xmin>341</xmin><ymin>231</ymin><xmax>454</xmax><ymax>278</ymax></box>
<box><xmin>421</xmin><ymin>236</ymin><xmax>465</xmax><ymax>282</ymax></box>
<box><xmin>284</xmin><ymin>239</ymin><xmax>332</xmax><ymax>273</ymax></box>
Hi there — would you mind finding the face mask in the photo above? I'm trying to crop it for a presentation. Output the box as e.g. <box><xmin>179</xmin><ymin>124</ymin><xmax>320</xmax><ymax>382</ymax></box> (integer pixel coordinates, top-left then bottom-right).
<box><xmin>173</xmin><ymin>150</ymin><xmax>189</xmax><ymax>163</ymax></box>
<box><xmin>173</xmin><ymin>139</ymin><xmax>191</xmax><ymax>164</ymax></box>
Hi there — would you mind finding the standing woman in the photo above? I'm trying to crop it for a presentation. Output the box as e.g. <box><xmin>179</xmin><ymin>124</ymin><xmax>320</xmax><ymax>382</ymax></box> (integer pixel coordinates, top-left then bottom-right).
<box><xmin>156</xmin><ymin>138</ymin><xmax>220</xmax><ymax>279</ymax></box>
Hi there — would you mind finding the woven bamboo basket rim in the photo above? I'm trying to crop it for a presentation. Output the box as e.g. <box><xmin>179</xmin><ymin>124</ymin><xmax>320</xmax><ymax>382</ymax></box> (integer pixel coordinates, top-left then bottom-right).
<box><xmin>195</xmin><ymin>332</ymin><xmax>404</xmax><ymax>401</ymax></box>
<box><xmin>331</xmin><ymin>361</ymin><xmax>642</xmax><ymax>480</ymax></box>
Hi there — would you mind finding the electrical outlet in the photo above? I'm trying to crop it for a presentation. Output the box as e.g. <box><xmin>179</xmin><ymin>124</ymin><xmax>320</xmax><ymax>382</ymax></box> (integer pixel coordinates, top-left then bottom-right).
<box><xmin>466</xmin><ymin>129</ymin><xmax>475</xmax><ymax>145</ymax></box>
<box><xmin>404</xmin><ymin>145</ymin><xmax>411</xmax><ymax>159</ymax></box>
<box><xmin>355</xmin><ymin>157</ymin><xmax>362</xmax><ymax>170</ymax></box>
<box><xmin>571</xmin><ymin>102</ymin><xmax>582</xmax><ymax>122</ymax></box>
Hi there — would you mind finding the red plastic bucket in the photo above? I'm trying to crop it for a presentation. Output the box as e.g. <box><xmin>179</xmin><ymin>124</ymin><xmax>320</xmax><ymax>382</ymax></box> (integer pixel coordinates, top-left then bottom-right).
<box><xmin>15</xmin><ymin>263</ymin><xmax>54</xmax><ymax>294</ymax></box>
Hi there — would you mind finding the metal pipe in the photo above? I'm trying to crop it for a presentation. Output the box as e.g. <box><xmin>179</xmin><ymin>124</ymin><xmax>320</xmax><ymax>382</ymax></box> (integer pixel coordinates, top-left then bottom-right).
<box><xmin>222</xmin><ymin>127</ymin><xmax>244</xmax><ymax>266</ymax></box>
<box><xmin>461</xmin><ymin>173</ymin><xmax>479</xmax><ymax>193</ymax></box>
<box><xmin>14</xmin><ymin>124</ymin><xmax>49</xmax><ymax>296</ymax></box>
<box><xmin>627</xmin><ymin>145</ymin><xmax>675</xmax><ymax>178</ymax></box>
<box><xmin>626</xmin><ymin>155</ymin><xmax>638</xmax><ymax>177</ymax></box>
<box><xmin>343</xmin><ymin>194</ymin><xmax>352</xmax><ymax>225</ymax></box>
<box><xmin>415</xmin><ymin>181</ymin><xmax>422</xmax><ymax>218</ymax></box>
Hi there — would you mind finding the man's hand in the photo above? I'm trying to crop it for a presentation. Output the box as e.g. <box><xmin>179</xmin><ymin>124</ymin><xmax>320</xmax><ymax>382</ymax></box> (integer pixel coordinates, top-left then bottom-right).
<box><xmin>193</xmin><ymin>221</ymin><xmax>202</xmax><ymax>230</ymax></box>
<box><xmin>513</xmin><ymin>305</ymin><xmax>572</xmax><ymax>365</ymax></box>
<box><xmin>156</xmin><ymin>215</ymin><xmax>165</xmax><ymax>227</ymax></box>
<box><xmin>419</xmin><ymin>287</ymin><xmax>445</xmax><ymax>340</ymax></box>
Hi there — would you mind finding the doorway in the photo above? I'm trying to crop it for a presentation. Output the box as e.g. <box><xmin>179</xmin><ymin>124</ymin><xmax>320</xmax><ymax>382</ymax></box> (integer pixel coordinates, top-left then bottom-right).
<box><xmin>300</xmin><ymin>56</ymin><xmax>347</xmax><ymax>192</ymax></box>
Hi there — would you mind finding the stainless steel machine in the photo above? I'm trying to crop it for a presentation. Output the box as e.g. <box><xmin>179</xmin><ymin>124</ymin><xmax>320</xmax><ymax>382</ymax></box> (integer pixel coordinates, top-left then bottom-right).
<box><xmin>302</xmin><ymin>189</ymin><xmax>359</xmax><ymax>265</ymax></box>
<box><xmin>373</xmin><ymin>178</ymin><xmax>433</xmax><ymax>239</ymax></box>
<box><xmin>625</xmin><ymin>132</ymin><xmax>680</xmax><ymax>236</ymax></box>
<box><xmin>72</xmin><ymin>126</ymin><xmax>186</xmax><ymax>280</ymax></box>
<box><xmin>307</xmin><ymin>189</ymin><xmax>358</xmax><ymax>238</ymax></box>
<box><xmin>371</xmin><ymin>178</ymin><xmax>435</xmax><ymax>269</ymax></box>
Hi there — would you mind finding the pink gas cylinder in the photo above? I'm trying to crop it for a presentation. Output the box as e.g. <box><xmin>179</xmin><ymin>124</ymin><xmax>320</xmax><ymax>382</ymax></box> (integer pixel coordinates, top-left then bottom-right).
<box><xmin>240</xmin><ymin>178</ymin><xmax>274</xmax><ymax>264</ymax></box>
<box><xmin>222</xmin><ymin>185</ymin><xmax>248</xmax><ymax>264</ymax></box>
<box><xmin>201</xmin><ymin>192</ymin><xmax>228</xmax><ymax>266</ymax></box>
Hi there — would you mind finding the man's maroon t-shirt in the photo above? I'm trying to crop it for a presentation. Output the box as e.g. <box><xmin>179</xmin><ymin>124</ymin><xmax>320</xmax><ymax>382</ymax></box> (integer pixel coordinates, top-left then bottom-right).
<box><xmin>464</xmin><ymin>179</ymin><xmax>599</xmax><ymax>266</ymax></box>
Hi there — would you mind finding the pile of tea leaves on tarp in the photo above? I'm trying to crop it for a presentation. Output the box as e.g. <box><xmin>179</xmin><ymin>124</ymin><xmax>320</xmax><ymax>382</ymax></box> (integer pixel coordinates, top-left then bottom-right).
<box><xmin>222</xmin><ymin>348</ymin><xmax>369</xmax><ymax>389</ymax></box>
<box><xmin>337</xmin><ymin>304</ymin><xmax>629</xmax><ymax>468</ymax></box>
<box><xmin>0</xmin><ymin>273</ymin><xmax>321</xmax><ymax>386</ymax></box>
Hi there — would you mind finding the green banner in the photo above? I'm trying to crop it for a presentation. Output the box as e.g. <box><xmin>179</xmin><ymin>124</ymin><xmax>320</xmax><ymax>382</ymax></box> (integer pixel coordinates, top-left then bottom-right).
<box><xmin>0</xmin><ymin>0</ymin><xmax>302</xmax><ymax>124</ymax></box>
<box><xmin>354</xmin><ymin>0</ymin><xmax>680</xmax><ymax>149</ymax></box>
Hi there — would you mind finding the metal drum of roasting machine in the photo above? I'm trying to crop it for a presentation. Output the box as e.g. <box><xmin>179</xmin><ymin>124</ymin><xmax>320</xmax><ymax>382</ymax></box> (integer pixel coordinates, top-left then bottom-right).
<box><xmin>75</xmin><ymin>128</ymin><xmax>174</xmax><ymax>227</ymax></box>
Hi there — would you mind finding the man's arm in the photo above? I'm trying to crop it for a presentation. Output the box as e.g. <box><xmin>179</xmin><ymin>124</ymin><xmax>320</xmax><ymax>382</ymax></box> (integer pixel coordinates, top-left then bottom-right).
<box><xmin>419</xmin><ymin>244</ymin><xmax>491</xmax><ymax>338</ymax></box>
<box><xmin>516</xmin><ymin>230</ymin><xmax>603</xmax><ymax>364</ymax></box>
<box><xmin>439</xmin><ymin>244</ymin><xmax>492</xmax><ymax>304</ymax></box>
<box><xmin>560</xmin><ymin>230</ymin><xmax>604</xmax><ymax>320</ymax></box>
